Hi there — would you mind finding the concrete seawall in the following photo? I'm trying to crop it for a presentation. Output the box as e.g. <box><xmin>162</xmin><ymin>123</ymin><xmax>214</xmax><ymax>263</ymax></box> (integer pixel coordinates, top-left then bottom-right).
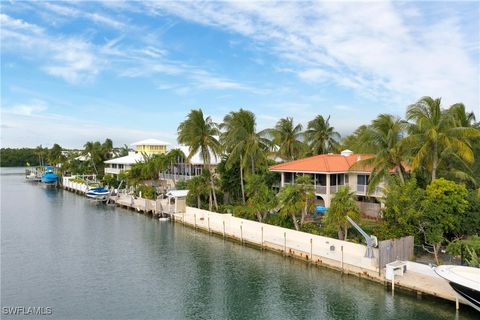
<box><xmin>59</xmin><ymin>179</ymin><xmax>468</xmax><ymax>312</ymax></box>
<box><xmin>173</xmin><ymin>207</ymin><xmax>467</xmax><ymax>311</ymax></box>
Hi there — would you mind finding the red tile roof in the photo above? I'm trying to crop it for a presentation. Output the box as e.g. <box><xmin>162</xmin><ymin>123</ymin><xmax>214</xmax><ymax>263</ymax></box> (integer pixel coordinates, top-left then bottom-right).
<box><xmin>270</xmin><ymin>153</ymin><xmax>375</xmax><ymax>173</ymax></box>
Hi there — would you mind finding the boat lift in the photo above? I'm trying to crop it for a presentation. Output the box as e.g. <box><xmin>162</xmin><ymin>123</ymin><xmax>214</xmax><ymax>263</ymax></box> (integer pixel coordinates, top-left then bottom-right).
<box><xmin>346</xmin><ymin>216</ymin><xmax>378</xmax><ymax>258</ymax></box>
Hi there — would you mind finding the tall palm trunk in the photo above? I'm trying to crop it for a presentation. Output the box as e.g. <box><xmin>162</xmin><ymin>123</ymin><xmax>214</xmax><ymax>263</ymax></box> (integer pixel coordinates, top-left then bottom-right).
<box><xmin>250</xmin><ymin>155</ymin><xmax>255</xmax><ymax>174</ymax></box>
<box><xmin>209</xmin><ymin>164</ymin><xmax>218</xmax><ymax>211</ymax></box>
<box><xmin>240</xmin><ymin>155</ymin><xmax>245</xmax><ymax>204</ymax></box>
<box><xmin>432</xmin><ymin>143</ymin><xmax>438</xmax><ymax>180</ymax></box>
<box><xmin>291</xmin><ymin>213</ymin><xmax>299</xmax><ymax>231</ymax></box>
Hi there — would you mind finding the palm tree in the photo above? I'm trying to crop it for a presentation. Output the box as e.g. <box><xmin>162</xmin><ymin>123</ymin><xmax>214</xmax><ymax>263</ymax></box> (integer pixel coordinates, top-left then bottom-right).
<box><xmin>352</xmin><ymin>114</ymin><xmax>408</xmax><ymax>192</ymax></box>
<box><xmin>263</xmin><ymin>117</ymin><xmax>303</xmax><ymax>161</ymax></box>
<box><xmin>294</xmin><ymin>175</ymin><xmax>315</xmax><ymax>226</ymax></box>
<box><xmin>167</xmin><ymin>148</ymin><xmax>187</xmax><ymax>180</ymax></box>
<box><xmin>342</xmin><ymin>125</ymin><xmax>378</xmax><ymax>153</ymax></box>
<box><xmin>221</xmin><ymin>109</ymin><xmax>268</xmax><ymax>204</ymax></box>
<box><xmin>83</xmin><ymin>141</ymin><xmax>102</xmax><ymax>175</ymax></box>
<box><xmin>323</xmin><ymin>186</ymin><xmax>360</xmax><ymax>240</ymax></box>
<box><xmin>404</xmin><ymin>96</ymin><xmax>480</xmax><ymax>180</ymax></box>
<box><xmin>245</xmin><ymin>174</ymin><xmax>278</xmax><ymax>222</ymax></box>
<box><xmin>178</xmin><ymin>109</ymin><xmax>221</xmax><ymax>211</ymax></box>
<box><xmin>305</xmin><ymin>115</ymin><xmax>340</xmax><ymax>155</ymax></box>
<box><xmin>278</xmin><ymin>184</ymin><xmax>303</xmax><ymax>230</ymax></box>
<box><xmin>448</xmin><ymin>103</ymin><xmax>477</xmax><ymax>128</ymax></box>
<box><xmin>187</xmin><ymin>174</ymin><xmax>209</xmax><ymax>208</ymax></box>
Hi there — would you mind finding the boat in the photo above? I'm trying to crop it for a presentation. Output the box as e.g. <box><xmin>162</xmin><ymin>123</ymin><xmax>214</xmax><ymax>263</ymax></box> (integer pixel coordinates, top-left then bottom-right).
<box><xmin>25</xmin><ymin>168</ymin><xmax>41</xmax><ymax>182</ymax></box>
<box><xmin>85</xmin><ymin>186</ymin><xmax>110</xmax><ymax>201</ymax></box>
<box><xmin>435</xmin><ymin>265</ymin><xmax>480</xmax><ymax>312</ymax></box>
<box><xmin>41</xmin><ymin>166</ymin><xmax>58</xmax><ymax>184</ymax></box>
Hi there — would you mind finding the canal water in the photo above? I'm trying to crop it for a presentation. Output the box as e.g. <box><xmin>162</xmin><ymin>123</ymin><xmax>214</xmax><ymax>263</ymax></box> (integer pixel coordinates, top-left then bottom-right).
<box><xmin>1</xmin><ymin>168</ymin><xmax>476</xmax><ymax>319</ymax></box>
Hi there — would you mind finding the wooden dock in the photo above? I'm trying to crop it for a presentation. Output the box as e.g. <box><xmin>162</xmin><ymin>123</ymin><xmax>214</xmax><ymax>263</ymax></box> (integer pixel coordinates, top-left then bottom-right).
<box><xmin>62</xmin><ymin>176</ymin><xmax>170</xmax><ymax>216</ymax></box>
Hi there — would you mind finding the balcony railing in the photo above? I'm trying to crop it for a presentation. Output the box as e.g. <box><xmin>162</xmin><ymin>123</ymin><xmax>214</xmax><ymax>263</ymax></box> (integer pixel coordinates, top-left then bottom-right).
<box><xmin>356</xmin><ymin>185</ymin><xmax>383</xmax><ymax>197</ymax></box>
<box><xmin>315</xmin><ymin>185</ymin><xmax>327</xmax><ymax>194</ymax></box>
<box><xmin>105</xmin><ymin>167</ymin><xmax>122</xmax><ymax>174</ymax></box>
<box><xmin>161</xmin><ymin>173</ymin><xmax>194</xmax><ymax>181</ymax></box>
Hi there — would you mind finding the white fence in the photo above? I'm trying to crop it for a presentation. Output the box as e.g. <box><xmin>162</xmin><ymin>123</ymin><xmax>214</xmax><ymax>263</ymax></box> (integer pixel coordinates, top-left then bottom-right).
<box><xmin>62</xmin><ymin>177</ymin><xmax>89</xmax><ymax>193</ymax></box>
<box><xmin>175</xmin><ymin>207</ymin><xmax>379</xmax><ymax>273</ymax></box>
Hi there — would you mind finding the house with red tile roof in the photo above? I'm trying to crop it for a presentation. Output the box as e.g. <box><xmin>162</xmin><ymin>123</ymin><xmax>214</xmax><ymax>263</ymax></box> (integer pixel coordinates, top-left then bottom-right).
<box><xmin>269</xmin><ymin>149</ymin><xmax>385</xmax><ymax>218</ymax></box>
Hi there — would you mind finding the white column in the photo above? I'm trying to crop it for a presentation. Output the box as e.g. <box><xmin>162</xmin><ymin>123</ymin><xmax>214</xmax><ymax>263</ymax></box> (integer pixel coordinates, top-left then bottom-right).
<box><xmin>280</xmin><ymin>172</ymin><xmax>285</xmax><ymax>187</ymax></box>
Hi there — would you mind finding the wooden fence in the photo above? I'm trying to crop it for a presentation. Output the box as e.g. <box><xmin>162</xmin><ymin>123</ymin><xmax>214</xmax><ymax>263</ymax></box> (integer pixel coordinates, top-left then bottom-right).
<box><xmin>378</xmin><ymin>236</ymin><xmax>414</xmax><ymax>269</ymax></box>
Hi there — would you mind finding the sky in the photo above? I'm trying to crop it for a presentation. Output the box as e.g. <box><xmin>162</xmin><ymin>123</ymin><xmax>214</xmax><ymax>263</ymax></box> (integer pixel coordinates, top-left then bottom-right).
<box><xmin>1</xmin><ymin>0</ymin><xmax>479</xmax><ymax>148</ymax></box>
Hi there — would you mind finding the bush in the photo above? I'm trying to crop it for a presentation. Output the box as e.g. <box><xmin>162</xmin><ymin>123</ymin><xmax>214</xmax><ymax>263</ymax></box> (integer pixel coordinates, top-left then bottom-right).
<box><xmin>135</xmin><ymin>185</ymin><xmax>156</xmax><ymax>200</ymax></box>
<box><xmin>70</xmin><ymin>177</ymin><xmax>86</xmax><ymax>184</ymax></box>
<box><xmin>446</xmin><ymin>236</ymin><xmax>480</xmax><ymax>256</ymax></box>
<box><xmin>300</xmin><ymin>222</ymin><xmax>322</xmax><ymax>235</ymax></box>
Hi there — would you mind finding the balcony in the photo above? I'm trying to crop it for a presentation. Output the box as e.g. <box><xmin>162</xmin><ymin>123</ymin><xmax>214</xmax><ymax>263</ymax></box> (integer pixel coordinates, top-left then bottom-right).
<box><xmin>161</xmin><ymin>173</ymin><xmax>194</xmax><ymax>181</ymax></box>
<box><xmin>356</xmin><ymin>185</ymin><xmax>383</xmax><ymax>197</ymax></box>
<box><xmin>105</xmin><ymin>167</ymin><xmax>122</xmax><ymax>175</ymax></box>
<box><xmin>315</xmin><ymin>185</ymin><xmax>327</xmax><ymax>194</ymax></box>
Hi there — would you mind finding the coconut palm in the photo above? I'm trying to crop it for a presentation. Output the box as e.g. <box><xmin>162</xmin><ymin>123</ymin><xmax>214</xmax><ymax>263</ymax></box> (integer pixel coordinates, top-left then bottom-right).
<box><xmin>352</xmin><ymin>114</ymin><xmax>408</xmax><ymax>193</ymax></box>
<box><xmin>342</xmin><ymin>125</ymin><xmax>378</xmax><ymax>153</ymax></box>
<box><xmin>167</xmin><ymin>148</ymin><xmax>187</xmax><ymax>180</ymax></box>
<box><xmin>323</xmin><ymin>186</ymin><xmax>360</xmax><ymax>240</ymax></box>
<box><xmin>404</xmin><ymin>96</ymin><xmax>480</xmax><ymax>180</ymax></box>
<box><xmin>278</xmin><ymin>184</ymin><xmax>303</xmax><ymax>231</ymax></box>
<box><xmin>294</xmin><ymin>175</ymin><xmax>316</xmax><ymax>226</ymax></box>
<box><xmin>448</xmin><ymin>103</ymin><xmax>477</xmax><ymax>128</ymax></box>
<box><xmin>245</xmin><ymin>174</ymin><xmax>278</xmax><ymax>222</ymax></box>
<box><xmin>221</xmin><ymin>109</ymin><xmax>268</xmax><ymax>204</ymax></box>
<box><xmin>305</xmin><ymin>115</ymin><xmax>340</xmax><ymax>155</ymax></box>
<box><xmin>263</xmin><ymin>117</ymin><xmax>303</xmax><ymax>161</ymax></box>
<box><xmin>177</xmin><ymin>109</ymin><xmax>221</xmax><ymax>211</ymax></box>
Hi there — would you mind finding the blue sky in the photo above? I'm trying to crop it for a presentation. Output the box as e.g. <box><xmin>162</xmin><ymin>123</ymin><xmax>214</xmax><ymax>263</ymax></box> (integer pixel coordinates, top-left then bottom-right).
<box><xmin>1</xmin><ymin>1</ymin><xmax>479</xmax><ymax>148</ymax></box>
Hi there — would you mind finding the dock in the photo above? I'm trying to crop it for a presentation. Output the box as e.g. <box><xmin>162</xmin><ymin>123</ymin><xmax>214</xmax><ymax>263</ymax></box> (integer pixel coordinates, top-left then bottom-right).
<box><xmin>62</xmin><ymin>176</ymin><xmax>170</xmax><ymax>216</ymax></box>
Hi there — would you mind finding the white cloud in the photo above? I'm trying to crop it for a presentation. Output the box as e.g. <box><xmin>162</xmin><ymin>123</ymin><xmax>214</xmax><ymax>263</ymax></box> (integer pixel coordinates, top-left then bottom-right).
<box><xmin>149</xmin><ymin>1</ymin><xmax>479</xmax><ymax>110</ymax></box>
<box><xmin>1</xmin><ymin>14</ymin><xmax>100</xmax><ymax>84</ymax></box>
<box><xmin>6</xmin><ymin>100</ymin><xmax>47</xmax><ymax>116</ymax></box>
<box><xmin>0</xmin><ymin>110</ymin><xmax>176</xmax><ymax>148</ymax></box>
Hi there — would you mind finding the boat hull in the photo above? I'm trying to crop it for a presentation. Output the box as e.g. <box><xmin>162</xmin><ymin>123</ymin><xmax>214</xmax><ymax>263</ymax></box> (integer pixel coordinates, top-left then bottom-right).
<box><xmin>85</xmin><ymin>187</ymin><xmax>110</xmax><ymax>200</ymax></box>
<box><xmin>435</xmin><ymin>265</ymin><xmax>480</xmax><ymax>312</ymax></box>
<box><xmin>449</xmin><ymin>281</ymin><xmax>480</xmax><ymax>312</ymax></box>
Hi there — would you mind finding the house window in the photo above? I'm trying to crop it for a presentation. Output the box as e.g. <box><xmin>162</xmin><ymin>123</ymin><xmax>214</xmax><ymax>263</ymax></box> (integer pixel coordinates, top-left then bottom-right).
<box><xmin>315</xmin><ymin>174</ymin><xmax>326</xmax><ymax>186</ymax></box>
<box><xmin>330</xmin><ymin>174</ymin><xmax>347</xmax><ymax>186</ymax></box>
<box><xmin>284</xmin><ymin>172</ymin><xmax>293</xmax><ymax>183</ymax></box>
<box><xmin>357</xmin><ymin>174</ymin><xmax>369</xmax><ymax>185</ymax></box>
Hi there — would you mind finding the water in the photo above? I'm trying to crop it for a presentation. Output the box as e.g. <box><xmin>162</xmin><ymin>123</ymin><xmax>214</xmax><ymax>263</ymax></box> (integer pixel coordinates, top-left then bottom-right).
<box><xmin>1</xmin><ymin>168</ymin><xmax>476</xmax><ymax>319</ymax></box>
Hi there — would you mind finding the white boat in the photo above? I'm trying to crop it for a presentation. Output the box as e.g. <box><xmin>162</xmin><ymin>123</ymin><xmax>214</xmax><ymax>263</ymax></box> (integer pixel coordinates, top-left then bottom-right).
<box><xmin>435</xmin><ymin>265</ymin><xmax>480</xmax><ymax>312</ymax></box>
<box><xmin>85</xmin><ymin>187</ymin><xmax>110</xmax><ymax>201</ymax></box>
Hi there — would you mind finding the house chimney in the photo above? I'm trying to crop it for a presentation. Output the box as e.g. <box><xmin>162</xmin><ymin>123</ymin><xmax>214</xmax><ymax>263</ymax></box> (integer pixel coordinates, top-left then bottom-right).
<box><xmin>357</xmin><ymin>155</ymin><xmax>361</xmax><ymax>161</ymax></box>
<box><xmin>341</xmin><ymin>149</ymin><xmax>353</xmax><ymax>157</ymax></box>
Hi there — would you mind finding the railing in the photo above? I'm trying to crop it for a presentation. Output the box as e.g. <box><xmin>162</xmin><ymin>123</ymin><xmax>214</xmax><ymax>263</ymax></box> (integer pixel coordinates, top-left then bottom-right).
<box><xmin>105</xmin><ymin>167</ymin><xmax>122</xmax><ymax>174</ymax></box>
<box><xmin>356</xmin><ymin>185</ymin><xmax>383</xmax><ymax>197</ymax></box>
<box><xmin>161</xmin><ymin>173</ymin><xmax>194</xmax><ymax>181</ymax></box>
<box><xmin>315</xmin><ymin>185</ymin><xmax>327</xmax><ymax>194</ymax></box>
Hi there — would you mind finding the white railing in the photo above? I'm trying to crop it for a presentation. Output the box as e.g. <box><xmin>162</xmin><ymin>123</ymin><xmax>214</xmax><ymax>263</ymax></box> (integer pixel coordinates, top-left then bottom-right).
<box><xmin>161</xmin><ymin>173</ymin><xmax>194</xmax><ymax>181</ymax></box>
<box><xmin>356</xmin><ymin>185</ymin><xmax>383</xmax><ymax>197</ymax></box>
<box><xmin>105</xmin><ymin>167</ymin><xmax>122</xmax><ymax>174</ymax></box>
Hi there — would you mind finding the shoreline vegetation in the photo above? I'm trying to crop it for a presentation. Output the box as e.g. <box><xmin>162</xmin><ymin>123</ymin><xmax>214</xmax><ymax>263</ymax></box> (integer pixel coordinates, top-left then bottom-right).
<box><xmin>2</xmin><ymin>96</ymin><xmax>480</xmax><ymax>265</ymax></box>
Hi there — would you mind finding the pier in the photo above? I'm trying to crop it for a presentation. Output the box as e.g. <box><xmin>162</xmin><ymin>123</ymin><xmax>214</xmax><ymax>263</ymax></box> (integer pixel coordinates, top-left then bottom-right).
<box><xmin>62</xmin><ymin>176</ymin><xmax>170</xmax><ymax>216</ymax></box>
